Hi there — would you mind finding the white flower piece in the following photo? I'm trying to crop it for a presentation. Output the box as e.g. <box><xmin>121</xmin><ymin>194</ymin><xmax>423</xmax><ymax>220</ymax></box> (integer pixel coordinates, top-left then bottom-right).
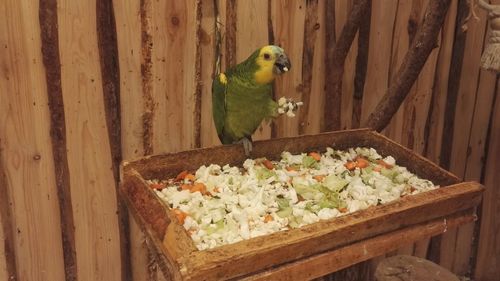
<box><xmin>278</xmin><ymin>97</ymin><xmax>287</xmax><ymax>106</ymax></box>
<box><xmin>318</xmin><ymin>208</ymin><xmax>340</xmax><ymax>220</ymax></box>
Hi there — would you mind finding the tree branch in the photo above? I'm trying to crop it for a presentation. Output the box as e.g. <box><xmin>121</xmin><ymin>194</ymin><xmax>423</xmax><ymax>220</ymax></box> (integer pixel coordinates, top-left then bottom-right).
<box><xmin>324</xmin><ymin>0</ymin><xmax>371</xmax><ymax>132</ymax></box>
<box><xmin>363</xmin><ymin>0</ymin><xmax>452</xmax><ymax>132</ymax></box>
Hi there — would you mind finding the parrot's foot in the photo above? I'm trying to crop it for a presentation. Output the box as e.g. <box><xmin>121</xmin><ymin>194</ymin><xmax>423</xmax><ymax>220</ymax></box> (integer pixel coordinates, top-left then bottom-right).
<box><xmin>236</xmin><ymin>137</ymin><xmax>253</xmax><ymax>156</ymax></box>
<box><xmin>277</xmin><ymin>97</ymin><xmax>304</xmax><ymax>117</ymax></box>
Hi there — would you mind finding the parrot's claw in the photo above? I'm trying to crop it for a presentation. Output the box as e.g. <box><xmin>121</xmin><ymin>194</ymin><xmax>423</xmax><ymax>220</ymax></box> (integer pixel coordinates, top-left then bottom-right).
<box><xmin>236</xmin><ymin>137</ymin><xmax>253</xmax><ymax>156</ymax></box>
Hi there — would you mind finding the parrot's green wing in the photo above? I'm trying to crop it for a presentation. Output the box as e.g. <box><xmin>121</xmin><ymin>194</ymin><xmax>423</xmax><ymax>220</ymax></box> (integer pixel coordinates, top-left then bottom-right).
<box><xmin>212</xmin><ymin>74</ymin><xmax>227</xmax><ymax>141</ymax></box>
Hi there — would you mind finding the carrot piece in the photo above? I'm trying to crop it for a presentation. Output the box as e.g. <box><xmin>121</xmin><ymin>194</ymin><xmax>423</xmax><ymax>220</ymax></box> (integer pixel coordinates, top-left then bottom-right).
<box><xmin>264</xmin><ymin>214</ymin><xmax>274</xmax><ymax>223</ymax></box>
<box><xmin>345</xmin><ymin>161</ymin><xmax>357</xmax><ymax>171</ymax></box>
<box><xmin>185</xmin><ymin>173</ymin><xmax>196</xmax><ymax>181</ymax></box>
<box><xmin>213</xmin><ymin>187</ymin><xmax>220</xmax><ymax>193</ymax></box>
<box><xmin>374</xmin><ymin>166</ymin><xmax>382</xmax><ymax>172</ymax></box>
<box><xmin>339</xmin><ymin>207</ymin><xmax>348</xmax><ymax>213</ymax></box>
<box><xmin>190</xmin><ymin>182</ymin><xmax>207</xmax><ymax>194</ymax></box>
<box><xmin>286</xmin><ymin>166</ymin><xmax>297</xmax><ymax>172</ymax></box>
<box><xmin>181</xmin><ymin>184</ymin><xmax>192</xmax><ymax>190</ymax></box>
<box><xmin>313</xmin><ymin>175</ymin><xmax>325</xmax><ymax>182</ymax></box>
<box><xmin>150</xmin><ymin>183</ymin><xmax>164</xmax><ymax>190</ymax></box>
<box><xmin>356</xmin><ymin>157</ymin><xmax>369</xmax><ymax>168</ymax></box>
<box><xmin>175</xmin><ymin>170</ymin><xmax>189</xmax><ymax>181</ymax></box>
<box><xmin>173</xmin><ymin>209</ymin><xmax>187</xmax><ymax>225</ymax></box>
<box><xmin>377</xmin><ymin>159</ymin><xmax>394</xmax><ymax>169</ymax></box>
<box><xmin>262</xmin><ymin>159</ymin><xmax>275</xmax><ymax>170</ymax></box>
<box><xmin>308</xmin><ymin>152</ymin><xmax>321</xmax><ymax>161</ymax></box>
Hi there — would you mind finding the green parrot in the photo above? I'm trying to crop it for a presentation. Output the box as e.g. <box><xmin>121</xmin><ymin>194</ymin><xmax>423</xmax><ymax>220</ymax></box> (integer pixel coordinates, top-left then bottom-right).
<box><xmin>212</xmin><ymin>45</ymin><xmax>293</xmax><ymax>155</ymax></box>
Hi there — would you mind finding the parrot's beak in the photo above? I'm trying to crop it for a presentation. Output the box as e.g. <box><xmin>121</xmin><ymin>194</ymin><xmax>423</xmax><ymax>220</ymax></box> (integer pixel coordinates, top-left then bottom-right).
<box><xmin>273</xmin><ymin>54</ymin><xmax>291</xmax><ymax>75</ymax></box>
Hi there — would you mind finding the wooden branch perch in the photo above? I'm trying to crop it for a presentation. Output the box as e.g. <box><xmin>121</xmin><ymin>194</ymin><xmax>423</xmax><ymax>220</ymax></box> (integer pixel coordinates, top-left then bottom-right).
<box><xmin>363</xmin><ymin>0</ymin><xmax>452</xmax><ymax>132</ymax></box>
<box><xmin>324</xmin><ymin>0</ymin><xmax>371</xmax><ymax>132</ymax></box>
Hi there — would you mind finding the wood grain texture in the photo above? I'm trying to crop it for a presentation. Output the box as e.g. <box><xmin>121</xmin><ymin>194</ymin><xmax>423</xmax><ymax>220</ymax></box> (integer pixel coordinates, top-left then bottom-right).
<box><xmin>363</xmin><ymin>0</ymin><xmax>452</xmax><ymax>132</ymax></box>
<box><xmin>58</xmin><ymin>0</ymin><xmax>122</xmax><ymax>279</ymax></box>
<box><xmin>298</xmin><ymin>0</ymin><xmax>319</xmax><ymax>135</ymax></box>
<box><xmin>351</xmin><ymin>2</ymin><xmax>370</xmax><ymax>129</ymax></box>
<box><xmin>360</xmin><ymin>0</ymin><xmax>398</xmax><ymax>124</ymax></box>
<box><xmin>0</xmin><ymin>150</ymin><xmax>17</xmax><ymax>281</ymax></box>
<box><xmin>439</xmin><ymin>3</ymin><xmax>488</xmax><ymax>273</ymax></box>
<box><xmin>475</xmin><ymin>79</ymin><xmax>500</xmax><ymax>281</ymax></box>
<box><xmin>236</xmin><ymin>0</ymin><xmax>271</xmax><ymax>141</ymax></box>
<box><xmin>453</xmin><ymin>73</ymin><xmax>497</xmax><ymax>277</ymax></box>
<box><xmin>39</xmin><ymin>0</ymin><xmax>77</xmax><ymax>279</ymax></box>
<box><xmin>96</xmin><ymin>1</ymin><xmax>132</xmax><ymax>280</ymax></box>
<box><xmin>151</xmin><ymin>0</ymin><xmax>200</xmax><ymax>154</ymax></box>
<box><xmin>0</xmin><ymin>1</ymin><xmax>66</xmax><ymax>280</ymax></box>
<box><xmin>200</xmin><ymin>0</ymin><xmax>220</xmax><ymax>148</ymax></box>
<box><xmin>272</xmin><ymin>0</ymin><xmax>305</xmax><ymax>137</ymax></box>
<box><xmin>304</xmin><ymin>0</ymin><xmax>326</xmax><ymax>135</ymax></box>
<box><xmin>225</xmin><ymin>0</ymin><xmax>236</xmax><ymax>68</ymax></box>
<box><xmin>324</xmin><ymin>0</ymin><xmax>368</xmax><ymax>132</ymax></box>
<box><xmin>113</xmin><ymin>0</ymin><xmax>154</xmax><ymax>279</ymax></box>
<box><xmin>243</xmin><ymin>212</ymin><xmax>475</xmax><ymax>281</ymax></box>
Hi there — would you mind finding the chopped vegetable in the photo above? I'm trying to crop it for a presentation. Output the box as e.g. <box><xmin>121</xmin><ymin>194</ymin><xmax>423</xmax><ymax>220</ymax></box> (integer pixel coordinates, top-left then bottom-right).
<box><xmin>185</xmin><ymin>173</ymin><xmax>196</xmax><ymax>181</ymax></box>
<box><xmin>355</xmin><ymin>157</ymin><xmax>369</xmax><ymax>168</ymax></box>
<box><xmin>262</xmin><ymin>159</ymin><xmax>275</xmax><ymax>170</ymax></box>
<box><xmin>345</xmin><ymin>161</ymin><xmax>357</xmax><ymax>171</ymax></box>
<box><xmin>151</xmin><ymin>146</ymin><xmax>438</xmax><ymax>251</ymax></box>
<box><xmin>308</xmin><ymin>152</ymin><xmax>321</xmax><ymax>161</ymax></box>
<box><xmin>173</xmin><ymin>209</ymin><xmax>188</xmax><ymax>225</ymax></box>
<box><xmin>150</xmin><ymin>183</ymin><xmax>165</xmax><ymax>190</ymax></box>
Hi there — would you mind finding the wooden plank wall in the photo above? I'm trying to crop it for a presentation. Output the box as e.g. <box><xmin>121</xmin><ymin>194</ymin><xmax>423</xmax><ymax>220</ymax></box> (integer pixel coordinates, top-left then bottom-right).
<box><xmin>0</xmin><ymin>0</ymin><xmax>498</xmax><ymax>280</ymax></box>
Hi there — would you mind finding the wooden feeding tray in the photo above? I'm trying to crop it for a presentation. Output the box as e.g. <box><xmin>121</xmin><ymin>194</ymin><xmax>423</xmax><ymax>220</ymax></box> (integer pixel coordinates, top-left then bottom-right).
<box><xmin>120</xmin><ymin>129</ymin><xmax>484</xmax><ymax>280</ymax></box>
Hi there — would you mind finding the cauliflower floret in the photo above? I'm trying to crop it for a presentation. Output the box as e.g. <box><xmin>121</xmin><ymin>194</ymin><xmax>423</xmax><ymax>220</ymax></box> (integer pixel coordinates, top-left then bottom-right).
<box><xmin>317</xmin><ymin>208</ymin><xmax>340</xmax><ymax>220</ymax></box>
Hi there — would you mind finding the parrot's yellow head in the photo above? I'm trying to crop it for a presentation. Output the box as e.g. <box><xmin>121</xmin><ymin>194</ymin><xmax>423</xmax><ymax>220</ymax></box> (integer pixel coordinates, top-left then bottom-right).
<box><xmin>254</xmin><ymin>45</ymin><xmax>291</xmax><ymax>84</ymax></box>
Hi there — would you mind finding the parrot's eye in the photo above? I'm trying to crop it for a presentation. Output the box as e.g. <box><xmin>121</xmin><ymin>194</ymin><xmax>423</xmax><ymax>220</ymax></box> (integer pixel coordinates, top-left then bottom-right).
<box><xmin>263</xmin><ymin>53</ymin><xmax>271</xmax><ymax>60</ymax></box>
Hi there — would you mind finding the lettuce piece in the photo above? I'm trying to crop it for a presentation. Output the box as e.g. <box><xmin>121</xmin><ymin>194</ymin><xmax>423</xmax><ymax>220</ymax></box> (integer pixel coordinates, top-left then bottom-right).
<box><xmin>276</xmin><ymin>197</ymin><xmax>293</xmax><ymax>218</ymax></box>
<box><xmin>293</xmin><ymin>183</ymin><xmax>324</xmax><ymax>200</ymax></box>
<box><xmin>381</xmin><ymin>167</ymin><xmax>398</xmax><ymax>180</ymax></box>
<box><xmin>256</xmin><ymin>167</ymin><xmax>276</xmax><ymax>180</ymax></box>
<box><xmin>302</xmin><ymin>155</ymin><xmax>319</xmax><ymax>169</ymax></box>
<box><xmin>276</xmin><ymin>207</ymin><xmax>293</xmax><ymax>218</ymax></box>
<box><xmin>323</xmin><ymin>174</ymin><xmax>349</xmax><ymax>192</ymax></box>
<box><xmin>204</xmin><ymin>219</ymin><xmax>225</xmax><ymax>235</ymax></box>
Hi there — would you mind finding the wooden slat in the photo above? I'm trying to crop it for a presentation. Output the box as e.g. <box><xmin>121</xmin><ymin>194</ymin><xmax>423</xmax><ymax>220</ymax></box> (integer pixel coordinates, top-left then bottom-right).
<box><xmin>58</xmin><ymin>0</ymin><xmax>122</xmax><ymax>279</ymax></box>
<box><xmin>0</xmin><ymin>1</ymin><xmax>67</xmax><ymax>280</ymax></box>
<box><xmin>351</xmin><ymin>1</ymin><xmax>370</xmax><ymax>129</ymax></box>
<box><xmin>96</xmin><ymin>1</ymin><xmax>132</xmax><ymax>280</ymax></box>
<box><xmin>304</xmin><ymin>0</ymin><xmax>325</xmax><ymax>134</ymax></box>
<box><xmin>151</xmin><ymin>0</ymin><xmax>200</xmax><ymax>153</ymax></box>
<box><xmin>242</xmin><ymin>211</ymin><xmax>476</xmax><ymax>281</ymax></box>
<box><xmin>113</xmin><ymin>0</ymin><xmax>155</xmax><ymax>280</ymax></box>
<box><xmin>360</xmin><ymin>0</ymin><xmax>398</xmax><ymax>124</ymax></box>
<box><xmin>335</xmin><ymin>1</ymin><xmax>359</xmax><ymax>131</ymax></box>
<box><xmin>0</xmin><ymin>153</ymin><xmax>16</xmax><ymax>281</ymax></box>
<box><xmin>475</xmin><ymin>78</ymin><xmax>500</xmax><ymax>281</ymax></box>
<box><xmin>235</xmin><ymin>0</ymin><xmax>271</xmax><ymax>141</ymax></box>
<box><xmin>298</xmin><ymin>0</ymin><xmax>319</xmax><ymax>135</ymax></box>
<box><xmin>39</xmin><ymin>0</ymin><xmax>78</xmax><ymax>279</ymax></box>
<box><xmin>272</xmin><ymin>0</ymin><xmax>306</xmax><ymax>137</ymax></box>
<box><xmin>184</xmin><ymin>183</ymin><xmax>482</xmax><ymax>280</ymax></box>
<box><xmin>453</xmin><ymin>73</ymin><xmax>497</xmax><ymax>276</ymax></box>
<box><xmin>200</xmin><ymin>0</ymin><xmax>221</xmax><ymax>148</ymax></box>
<box><xmin>422</xmin><ymin>0</ymin><xmax>458</xmax><ymax>164</ymax></box>
<box><xmin>383</xmin><ymin>0</ymin><xmax>415</xmax><ymax>168</ymax></box>
<box><xmin>439</xmin><ymin>4</ymin><xmax>489</xmax><ymax>273</ymax></box>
